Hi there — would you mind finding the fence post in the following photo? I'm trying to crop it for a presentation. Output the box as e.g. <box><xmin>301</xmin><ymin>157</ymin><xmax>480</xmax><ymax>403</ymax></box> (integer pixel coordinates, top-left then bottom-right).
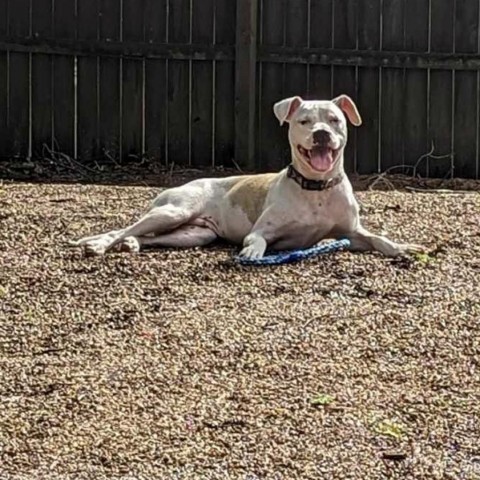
<box><xmin>235</xmin><ymin>0</ymin><xmax>258</xmax><ymax>171</ymax></box>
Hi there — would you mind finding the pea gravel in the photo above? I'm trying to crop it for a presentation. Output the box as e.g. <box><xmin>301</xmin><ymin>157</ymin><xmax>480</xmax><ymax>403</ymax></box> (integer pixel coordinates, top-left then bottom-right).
<box><xmin>1</xmin><ymin>176</ymin><xmax>480</xmax><ymax>480</ymax></box>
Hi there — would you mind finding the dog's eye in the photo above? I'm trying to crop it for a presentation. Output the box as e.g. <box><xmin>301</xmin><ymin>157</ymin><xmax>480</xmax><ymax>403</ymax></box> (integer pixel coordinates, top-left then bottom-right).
<box><xmin>299</xmin><ymin>119</ymin><xmax>310</xmax><ymax>126</ymax></box>
<box><xmin>330</xmin><ymin>117</ymin><xmax>340</xmax><ymax>124</ymax></box>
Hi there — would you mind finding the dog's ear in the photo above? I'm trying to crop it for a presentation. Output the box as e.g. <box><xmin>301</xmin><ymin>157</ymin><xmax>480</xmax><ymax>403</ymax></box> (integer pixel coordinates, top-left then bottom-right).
<box><xmin>273</xmin><ymin>96</ymin><xmax>303</xmax><ymax>125</ymax></box>
<box><xmin>332</xmin><ymin>95</ymin><xmax>362</xmax><ymax>126</ymax></box>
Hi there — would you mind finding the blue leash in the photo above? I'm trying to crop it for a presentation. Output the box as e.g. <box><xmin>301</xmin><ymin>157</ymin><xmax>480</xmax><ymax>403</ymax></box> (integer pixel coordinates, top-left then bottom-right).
<box><xmin>234</xmin><ymin>238</ymin><xmax>351</xmax><ymax>266</ymax></box>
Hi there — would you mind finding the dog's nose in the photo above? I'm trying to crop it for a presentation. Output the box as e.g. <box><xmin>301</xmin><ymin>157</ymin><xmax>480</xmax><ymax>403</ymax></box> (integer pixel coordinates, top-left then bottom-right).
<box><xmin>313</xmin><ymin>129</ymin><xmax>331</xmax><ymax>145</ymax></box>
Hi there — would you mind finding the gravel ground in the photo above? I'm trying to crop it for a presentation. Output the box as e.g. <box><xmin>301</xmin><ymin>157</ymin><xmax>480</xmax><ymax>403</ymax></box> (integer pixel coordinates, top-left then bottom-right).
<box><xmin>1</xmin><ymin>176</ymin><xmax>480</xmax><ymax>480</ymax></box>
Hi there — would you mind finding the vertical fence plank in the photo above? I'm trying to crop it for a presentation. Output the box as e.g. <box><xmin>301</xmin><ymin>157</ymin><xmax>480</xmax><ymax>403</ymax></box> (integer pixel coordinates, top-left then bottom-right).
<box><xmin>77</xmin><ymin>0</ymin><xmax>99</xmax><ymax>163</ymax></box>
<box><xmin>8</xmin><ymin>0</ymin><xmax>30</xmax><ymax>158</ymax></box>
<box><xmin>144</xmin><ymin>0</ymin><xmax>167</xmax><ymax>165</ymax></box>
<box><xmin>168</xmin><ymin>0</ymin><xmax>191</xmax><ymax>167</ymax></box>
<box><xmin>214</xmin><ymin>0</ymin><xmax>235</xmax><ymax>168</ymax></box>
<box><xmin>53</xmin><ymin>0</ymin><xmax>76</xmax><ymax>157</ymax></box>
<box><xmin>332</xmin><ymin>66</ymin><xmax>357</xmax><ymax>173</ymax></box>
<box><xmin>357</xmin><ymin>0</ymin><xmax>380</xmax><ymax>174</ymax></box>
<box><xmin>122</xmin><ymin>0</ymin><xmax>144</xmax><ymax>161</ymax></box>
<box><xmin>308</xmin><ymin>0</ymin><xmax>333</xmax><ymax>99</ymax></box>
<box><xmin>429</xmin><ymin>0</ymin><xmax>455</xmax><ymax>178</ymax></box>
<box><xmin>31</xmin><ymin>0</ymin><xmax>53</xmax><ymax>159</ymax></box>
<box><xmin>0</xmin><ymin>0</ymin><xmax>9</xmax><ymax>157</ymax></box>
<box><xmin>235</xmin><ymin>0</ymin><xmax>258</xmax><ymax>170</ymax></box>
<box><xmin>168</xmin><ymin>0</ymin><xmax>191</xmax><ymax>168</ymax></box>
<box><xmin>381</xmin><ymin>0</ymin><xmax>405</xmax><ymax>172</ymax></box>
<box><xmin>357</xmin><ymin>0</ymin><xmax>380</xmax><ymax>52</ymax></box>
<box><xmin>191</xmin><ymin>0</ymin><xmax>214</xmax><ymax>168</ymax></box>
<box><xmin>283</xmin><ymin>0</ymin><xmax>308</xmax><ymax>98</ymax></box>
<box><xmin>404</xmin><ymin>0</ymin><xmax>429</xmax><ymax>177</ymax></box>
<box><xmin>333</xmin><ymin>0</ymin><xmax>357</xmax><ymax>49</ymax></box>
<box><xmin>454</xmin><ymin>0</ymin><xmax>479</xmax><ymax>179</ymax></box>
<box><xmin>258</xmin><ymin>0</ymin><xmax>286</xmax><ymax>171</ymax></box>
<box><xmin>332</xmin><ymin>0</ymin><xmax>358</xmax><ymax>172</ymax></box>
<box><xmin>99</xmin><ymin>0</ymin><xmax>121</xmax><ymax>161</ymax></box>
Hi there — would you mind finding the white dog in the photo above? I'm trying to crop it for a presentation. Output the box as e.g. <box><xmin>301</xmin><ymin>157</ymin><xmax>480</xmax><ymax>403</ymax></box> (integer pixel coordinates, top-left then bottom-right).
<box><xmin>74</xmin><ymin>95</ymin><xmax>426</xmax><ymax>258</ymax></box>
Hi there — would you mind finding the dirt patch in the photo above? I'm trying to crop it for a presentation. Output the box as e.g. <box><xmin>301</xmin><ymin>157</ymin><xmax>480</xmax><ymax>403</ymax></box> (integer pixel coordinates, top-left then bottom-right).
<box><xmin>1</xmin><ymin>178</ymin><xmax>480</xmax><ymax>479</ymax></box>
<box><xmin>2</xmin><ymin>157</ymin><xmax>480</xmax><ymax>192</ymax></box>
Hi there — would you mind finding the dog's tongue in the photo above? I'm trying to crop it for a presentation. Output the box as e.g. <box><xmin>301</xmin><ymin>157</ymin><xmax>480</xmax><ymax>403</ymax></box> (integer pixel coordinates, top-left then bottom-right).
<box><xmin>310</xmin><ymin>147</ymin><xmax>333</xmax><ymax>171</ymax></box>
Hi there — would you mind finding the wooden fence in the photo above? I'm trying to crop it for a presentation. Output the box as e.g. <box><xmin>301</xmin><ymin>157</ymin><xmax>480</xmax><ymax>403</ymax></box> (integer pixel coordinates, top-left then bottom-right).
<box><xmin>1</xmin><ymin>0</ymin><xmax>480</xmax><ymax>179</ymax></box>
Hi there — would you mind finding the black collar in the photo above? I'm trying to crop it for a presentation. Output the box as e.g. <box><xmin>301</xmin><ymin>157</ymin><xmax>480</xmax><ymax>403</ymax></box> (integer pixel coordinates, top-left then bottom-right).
<box><xmin>287</xmin><ymin>164</ymin><xmax>343</xmax><ymax>191</ymax></box>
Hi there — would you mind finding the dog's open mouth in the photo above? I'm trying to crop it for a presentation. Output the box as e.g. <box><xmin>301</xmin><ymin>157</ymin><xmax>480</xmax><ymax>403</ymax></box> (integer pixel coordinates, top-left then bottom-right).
<box><xmin>298</xmin><ymin>145</ymin><xmax>338</xmax><ymax>172</ymax></box>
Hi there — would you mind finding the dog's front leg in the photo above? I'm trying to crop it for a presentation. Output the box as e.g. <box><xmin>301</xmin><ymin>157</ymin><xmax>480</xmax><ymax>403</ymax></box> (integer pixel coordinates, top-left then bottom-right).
<box><xmin>239</xmin><ymin>212</ymin><xmax>280</xmax><ymax>259</ymax></box>
<box><xmin>240</xmin><ymin>231</ymin><xmax>269</xmax><ymax>259</ymax></box>
<box><xmin>345</xmin><ymin>226</ymin><xmax>427</xmax><ymax>257</ymax></box>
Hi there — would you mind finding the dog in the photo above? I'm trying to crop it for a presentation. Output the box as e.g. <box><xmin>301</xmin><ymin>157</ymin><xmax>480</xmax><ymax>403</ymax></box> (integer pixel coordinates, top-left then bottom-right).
<box><xmin>73</xmin><ymin>94</ymin><xmax>426</xmax><ymax>259</ymax></box>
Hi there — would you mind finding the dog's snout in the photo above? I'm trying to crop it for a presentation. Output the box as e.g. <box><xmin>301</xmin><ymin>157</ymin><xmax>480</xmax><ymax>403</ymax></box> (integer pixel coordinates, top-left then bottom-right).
<box><xmin>313</xmin><ymin>129</ymin><xmax>331</xmax><ymax>145</ymax></box>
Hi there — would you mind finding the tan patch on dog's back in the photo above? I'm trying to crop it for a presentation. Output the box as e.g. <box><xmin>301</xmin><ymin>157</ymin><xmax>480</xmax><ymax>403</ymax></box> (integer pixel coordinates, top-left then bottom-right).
<box><xmin>228</xmin><ymin>174</ymin><xmax>278</xmax><ymax>224</ymax></box>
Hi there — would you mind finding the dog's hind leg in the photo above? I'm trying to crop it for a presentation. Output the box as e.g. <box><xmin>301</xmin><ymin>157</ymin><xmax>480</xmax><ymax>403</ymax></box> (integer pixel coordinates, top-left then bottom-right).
<box><xmin>119</xmin><ymin>225</ymin><xmax>217</xmax><ymax>252</ymax></box>
<box><xmin>79</xmin><ymin>204</ymin><xmax>195</xmax><ymax>256</ymax></box>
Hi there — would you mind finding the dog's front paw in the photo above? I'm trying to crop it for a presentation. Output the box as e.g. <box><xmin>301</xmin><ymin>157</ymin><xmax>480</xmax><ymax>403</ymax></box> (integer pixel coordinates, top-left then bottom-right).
<box><xmin>240</xmin><ymin>233</ymin><xmax>267</xmax><ymax>259</ymax></box>
<box><xmin>239</xmin><ymin>245</ymin><xmax>265</xmax><ymax>259</ymax></box>
<box><xmin>398</xmin><ymin>243</ymin><xmax>428</xmax><ymax>256</ymax></box>
<box><xmin>118</xmin><ymin>236</ymin><xmax>140</xmax><ymax>253</ymax></box>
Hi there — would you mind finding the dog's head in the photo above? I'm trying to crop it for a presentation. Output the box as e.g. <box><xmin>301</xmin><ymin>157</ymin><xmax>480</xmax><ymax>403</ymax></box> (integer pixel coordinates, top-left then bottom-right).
<box><xmin>273</xmin><ymin>95</ymin><xmax>362</xmax><ymax>177</ymax></box>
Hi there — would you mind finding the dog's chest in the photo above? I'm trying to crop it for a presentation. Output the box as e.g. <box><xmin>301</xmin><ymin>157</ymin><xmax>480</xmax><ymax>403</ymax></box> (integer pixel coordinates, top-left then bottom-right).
<box><xmin>295</xmin><ymin>187</ymin><xmax>352</xmax><ymax>223</ymax></box>
<box><xmin>279</xmin><ymin>204</ymin><xmax>333</xmax><ymax>241</ymax></box>
<box><xmin>274</xmin><ymin>187</ymin><xmax>357</xmax><ymax>246</ymax></box>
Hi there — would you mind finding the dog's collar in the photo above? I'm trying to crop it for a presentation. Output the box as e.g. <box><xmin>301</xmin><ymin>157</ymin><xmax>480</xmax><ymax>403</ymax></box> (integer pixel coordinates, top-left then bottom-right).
<box><xmin>286</xmin><ymin>164</ymin><xmax>343</xmax><ymax>191</ymax></box>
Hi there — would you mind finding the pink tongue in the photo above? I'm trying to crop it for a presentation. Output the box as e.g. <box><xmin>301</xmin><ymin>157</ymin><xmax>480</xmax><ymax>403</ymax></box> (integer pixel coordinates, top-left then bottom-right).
<box><xmin>310</xmin><ymin>149</ymin><xmax>333</xmax><ymax>171</ymax></box>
